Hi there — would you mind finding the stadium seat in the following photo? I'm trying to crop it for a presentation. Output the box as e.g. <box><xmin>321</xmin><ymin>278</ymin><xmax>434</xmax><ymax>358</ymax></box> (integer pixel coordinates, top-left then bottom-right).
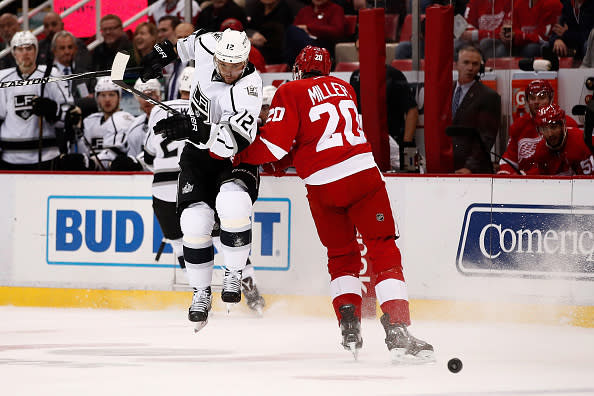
<box><xmin>485</xmin><ymin>57</ymin><xmax>520</xmax><ymax>70</ymax></box>
<box><xmin>390</xmin><ymin>59</ymin><xmax>424</xmax><ymax>71</ymax></box>
<box><xmin>399</xmin><ymin>14</ymin><xmax>425</xmax><ymax>43</ymax></box>
<box><xmin>264</xmin><ymin>64</ymin><xmax>288</xmax><ymax>73</ymax></box>
<box><xmin>385</xmin><ymin>13</ymin><xmax>399</xmax><ymax>42</ymax></box>
<box><xmin>385</xmin><ymin>43</ymin><xmax>398</xmax><ymax>63</ymax></box>
<box><xmin>559</xmin><ymin>57</ymin><xmax>575</xmax><ymax>68</ymax></box>
<box><xmin>344</xmin><ymin>15</ymin><xmax>357</xmax><ymax>40</ymax></box>
<box><xmin>335</xmin><ymin>42</ymin><xmax>358</xmax><ymax>63</ymax></box>
<box><xmin>334</xmin><ymin>62</ymin><xmax>360</xmax><ymax>71</ymax></box>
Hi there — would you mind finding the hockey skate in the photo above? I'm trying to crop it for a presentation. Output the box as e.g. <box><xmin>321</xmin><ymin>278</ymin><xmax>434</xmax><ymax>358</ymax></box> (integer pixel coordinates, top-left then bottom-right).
<box><xmin>221</xmin><ymin>269</ymin><xmax>242</xmax><ymax>307</ymax></box>
<box><xmin>241</xmin><ymin>276</ymin><xmax>265</xmax><ymax>316</ymax></box>
<box><xmin>189</xmin><ymin>287</ymin><xmax>212</xmax><ymax>333</ymax></box>
<box><xmin>380</xmin><ymin>313</ymin><xmax>434</xmax><ymax>364</ymax></box>
<box><xmin>338</xmin><ymin>304</ymin><xmax>363</xmax><ymax>360</ymax></box>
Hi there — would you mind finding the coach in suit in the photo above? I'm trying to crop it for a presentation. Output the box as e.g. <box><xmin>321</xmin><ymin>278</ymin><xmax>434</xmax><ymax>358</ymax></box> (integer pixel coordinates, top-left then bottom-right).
<box><xmin>450</xmin><ymin>45</ymin><xmax>501</xmax><ymax>174</ymax></box>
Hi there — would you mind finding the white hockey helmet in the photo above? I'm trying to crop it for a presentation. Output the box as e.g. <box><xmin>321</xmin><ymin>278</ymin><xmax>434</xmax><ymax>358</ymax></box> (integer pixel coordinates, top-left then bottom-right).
<box><xmin>178</xmin><ymin>66</ymin><xmax>194</xmax><ymax>92</ymax></box>
<box><xmin>95</xmin><ymin>76</ymin><xmax>122</xmax><ymax>96</ymax></box>
<box><xmin>262</xmin><ymin>85</ymin><xmax>277</xmax><ymax>107</ymax></box>
<box><xmin>133</xmin><ymin>78</ymin><xmax>162</xmax><ymax>94</ymax></box>
<box><xmin>215</xmin><ymin>28</ymin><xmax>250</xmax><ymax>64</ymax></box>
<box><xmin>10</xmin><ymin>31</ymin><xmax>38</xmax><ymax>56</ymax></box>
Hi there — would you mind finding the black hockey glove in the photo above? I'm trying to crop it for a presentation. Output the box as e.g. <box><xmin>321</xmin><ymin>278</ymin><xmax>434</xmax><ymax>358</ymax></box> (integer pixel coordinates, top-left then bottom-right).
<box><xmin>140</xmin><ymin>40</ymin><xmax>177</xmax><ymax>82</ymax></box>
<box><xmin>31</xmin><ymin>97</ymin><xmax>59</xmax><ymax>122</ymax></box>
<box><xmin>154</xmin><ymin>114</ymin><xmax>211</xmax><ymax>145</ymax></box>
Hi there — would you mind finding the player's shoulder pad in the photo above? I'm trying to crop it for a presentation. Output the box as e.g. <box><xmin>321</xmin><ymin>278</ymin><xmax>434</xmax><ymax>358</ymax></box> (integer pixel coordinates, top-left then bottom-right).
<box><xmin>0</xmin><ymin>67</ymin><xmax>17</xmax><ymax>81</ymax></box>
<box><xmin>112</xmin><ymin>111</ymin><xmax>135</xmax><ymax>124</ymax></box>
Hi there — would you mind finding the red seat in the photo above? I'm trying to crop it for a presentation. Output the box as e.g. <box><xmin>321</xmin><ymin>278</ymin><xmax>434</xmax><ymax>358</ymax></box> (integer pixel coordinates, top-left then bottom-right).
<box><xmin>390</xmin><ymin>59</ymin><xmax>424</xmax><ymax>70</ymax></box>
<box><xmin>399</xmin><ymin>14</ymin><xmax>425</xmax><ymax>42</ymax></box>
<box><xmin>485</xmin><ymin>57</ymin><xmax>521</xmax><ymax>70</ymax></box>
<box><xmin>344</xmin><ymin>15</ymin><xmax>357</xmax><ymax>39</ymax></box>
<box><xmin>334</xmin><ymin>62</ymin><xmax>360</xmax><ymax>71</ymax></box>
<box><xmin>264</xmin><ymin>64</ymin><xmax>288</xmax><ymax>73</ymax></box>
<box><xmin>559</xmin><ymin>57</ymin><xmax>575</xmax><ymax>68</ymax></box>
<box><xmin>385</xmin><ymin>13</ymin><xmax>399</xmax><ymax>42</ymax></box>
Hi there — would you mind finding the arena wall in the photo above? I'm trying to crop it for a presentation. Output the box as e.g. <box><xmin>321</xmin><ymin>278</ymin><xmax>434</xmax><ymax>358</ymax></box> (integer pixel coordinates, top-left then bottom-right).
<box><xmin>0</xmin><ymin>172</ymin><xmax>592</xmax><ymax>327</ymax></box>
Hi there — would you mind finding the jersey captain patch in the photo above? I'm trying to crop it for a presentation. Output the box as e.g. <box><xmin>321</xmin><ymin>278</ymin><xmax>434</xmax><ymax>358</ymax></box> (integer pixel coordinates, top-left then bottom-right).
<box><xmin>14</xmin><ymin>94</ymin><xmax>36</xmax><ymax>120</ymax></box>
<box><xmin>246</xmin><ymin>85</ymin><xmax>259</xmax><ymax>98</ymax></box>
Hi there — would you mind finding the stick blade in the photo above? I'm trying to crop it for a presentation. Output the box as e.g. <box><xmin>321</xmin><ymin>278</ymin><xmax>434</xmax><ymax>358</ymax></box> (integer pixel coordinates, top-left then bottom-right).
<box><xmin>111</xmin><ymin>52</ymin><xmax>130</xmax><ymax>81</ymax></box>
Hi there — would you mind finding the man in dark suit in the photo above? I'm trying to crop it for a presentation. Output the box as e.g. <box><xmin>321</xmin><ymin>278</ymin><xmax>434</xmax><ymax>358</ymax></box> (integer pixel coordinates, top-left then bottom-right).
<box><xmin>451</xmin><ymin>45</ymin><xmax>501</xmax><ymax>174</ymax></box>
<box><xmin>52</xmin><ymin>31</ymin><xmax>94</xmax><ymax>102</ymax></box>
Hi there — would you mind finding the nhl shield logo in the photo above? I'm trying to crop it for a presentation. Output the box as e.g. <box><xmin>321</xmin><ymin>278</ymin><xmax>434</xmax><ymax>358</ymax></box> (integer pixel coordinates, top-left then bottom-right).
<box><xmin>376</xmin><ymin>213</ymin><xmax>384</xmax><ymax>222</ymax></box>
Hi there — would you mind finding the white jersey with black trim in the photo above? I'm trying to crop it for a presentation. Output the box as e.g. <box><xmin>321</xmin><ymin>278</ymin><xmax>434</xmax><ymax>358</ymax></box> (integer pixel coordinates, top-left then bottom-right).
<box><xmin>125</xmin><ymin>113</ymin><xmax>149</xmax><ymax>158</ymax></box>
<box><xmin>176</xmin><ymin>31</ymin><xmax>263</xmax><ymax>159</ymax></box>
<box><xmin>79</xmin><ymin>110</ymin><xmax>135</xmax><ymax>164</ymax></box>
<box><xmin>0</xmin><ymin>66</ymin><xmax>73</xmax><ymax>164</ymax></box>
<box><xmin>145</xmin><ymin>99</ymin><xmax>188</xmax><ymax>202</ymax></box>
<box><xmin>148</xmin><ymin>0</ymin><xmax>200</xmax><ymax>24</ymax></box>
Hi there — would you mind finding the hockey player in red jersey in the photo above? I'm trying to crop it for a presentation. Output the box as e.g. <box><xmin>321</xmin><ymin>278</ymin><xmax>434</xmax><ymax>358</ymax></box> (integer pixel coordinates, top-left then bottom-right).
<box><xmin>498</xmin><ymin>80</ymin><xmax>578</xmax><ymax>175</ymax></box>
<box><xmin>532</xmin><ymin>104</ymin><xmax>594</xmax><ymax>175</ymax></box>
<box><xmin>235</xmin><ymin>45</ymin><xmax>434</xmax><ymax>363</ymax></box>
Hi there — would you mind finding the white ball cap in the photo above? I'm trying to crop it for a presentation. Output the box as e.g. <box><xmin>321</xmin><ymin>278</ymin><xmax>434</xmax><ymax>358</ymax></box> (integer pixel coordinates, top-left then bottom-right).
<box><xmin>10</xmin><ymin>31</ymin><xmax>38</xmax><ymax>55</ymax></box>
<box><xmin>133</xmin><ymin>78</ymin><xmax>162</xmax><ymax>93</ymax></box>
<box><xmin>262</xmin><ymin>85</ymin><xmax>277</xmax><ymax>106</ymax></box>
<box><xmin>215</xmin><ymin>28</ymin><xmax>250</xmax><ymax>64</ymax></box>
<box><xmin>178</xmin><ymin>66</ymin><xmax>194</xmax><ymax>92</ymax></box>
<box><xmin>95</xmin><ymin>76</ymin><xmax>121</xmax><ymax>96</ymax></box>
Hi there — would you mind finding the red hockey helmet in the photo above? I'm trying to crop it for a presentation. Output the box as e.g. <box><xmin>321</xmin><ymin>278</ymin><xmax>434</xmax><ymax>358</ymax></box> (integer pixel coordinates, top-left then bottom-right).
<box><xmin>525</xmin><ymin>79</ymin><xmax>554</xmax><ymax>99</ymax></box>
<box><xmin>534</xmin><ymin>104</ymin><xmax>566</xmax><ymax>128</ymax></box>
<box><xmin>292</xmin><ymin>45</ymin><xmax>331</xmax><ymax>80</ymax></box>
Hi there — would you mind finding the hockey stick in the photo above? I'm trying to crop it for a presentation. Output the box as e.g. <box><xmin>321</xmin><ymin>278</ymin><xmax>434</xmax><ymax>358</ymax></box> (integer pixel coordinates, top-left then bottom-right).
<box><xmin>0</xmin><ymin>67</ymin><xmax>143</xmax><ymax>89</ymax></box>
<box><xmin>154</xmin><ymin>239</ymin><xmax>167</xmax><ymax>261</ymax></box>
<box><xmin>110</xmin><ymin>52</ymin><xmax>181</xmax><ymax>115</ymax></box>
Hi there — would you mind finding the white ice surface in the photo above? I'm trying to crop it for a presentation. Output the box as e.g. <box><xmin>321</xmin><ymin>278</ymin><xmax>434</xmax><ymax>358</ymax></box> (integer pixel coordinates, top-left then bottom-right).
<box><xmin>1</xmin><ymin>306</ymin><xmax>593</xmax><ymax>396</ymax></box>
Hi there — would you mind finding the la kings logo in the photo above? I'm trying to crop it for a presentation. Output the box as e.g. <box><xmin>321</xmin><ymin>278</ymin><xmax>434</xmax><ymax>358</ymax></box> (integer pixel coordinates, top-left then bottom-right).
<box><xmin>191</xmin><ymin>82</ymin><xmax>211</xmax><ymax>122</ymax></box>
<box><xmin>14</xmin><ymin>94</ymin><xmax>36</xmax><ymax>120</ymax></box>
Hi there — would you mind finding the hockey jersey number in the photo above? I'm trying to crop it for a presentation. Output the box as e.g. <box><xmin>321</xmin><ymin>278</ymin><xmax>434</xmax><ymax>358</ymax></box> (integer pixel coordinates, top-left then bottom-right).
<box><xmin>309</xmin><ymin>100</ymin><xmax>366</xmax><ymax>152</ymax></box>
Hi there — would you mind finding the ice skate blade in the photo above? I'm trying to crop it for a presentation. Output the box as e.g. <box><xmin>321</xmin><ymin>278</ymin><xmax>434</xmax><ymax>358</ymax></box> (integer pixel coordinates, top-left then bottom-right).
<box><xmin>389</xmin><ymin>348</ymin><xmax>435</xmax><ymax>365</ymax></box>
<box><xmin>193</xmin><ymin>319</ymin><xmax>208</xmax><ymax>333</ymax></box>
<box><xmin>347</xmin><ymin>342</ymin><xmax>359</xmax><ymax>360</ymax></box>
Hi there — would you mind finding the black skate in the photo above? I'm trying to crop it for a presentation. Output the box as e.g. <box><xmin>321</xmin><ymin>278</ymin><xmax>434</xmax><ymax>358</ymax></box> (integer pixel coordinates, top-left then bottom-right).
<box><xmin>339</xmin><ymin>304</ymin><xmax>363</xmax><ymax>360</ymax></box>
<box><xmin>221</xmin><ymin>269</ymin><xmax>242</xmax><ymax>305</ymax></box>
<box><xmin>189</xmin><ymin>287</ymin><xmax>212</xmax><ymax>333</ymax></box>
<box><xmin>380</xmin><ymin>313</ymin><xmax>434</xmax><ymax>364</ymax></box>
<box><xmin>241</xmin><ymin>276</ymin><xmax>265</xmax><ymax>315</ymax></box>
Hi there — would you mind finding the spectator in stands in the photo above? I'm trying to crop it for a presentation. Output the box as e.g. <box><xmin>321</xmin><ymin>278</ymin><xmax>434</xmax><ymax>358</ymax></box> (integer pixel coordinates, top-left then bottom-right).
<box><xmin>499</xmin><ymin>0</ymin><xmax>562</xmax><ymax>58</ymax></box>
<box><xmin>450</xmin><ymin>45</ymin><xmax>501</xmax><ymax>174</ymax></box>
<box><xmin>175</xmin><ymin>22</ymin><xmax>195</xmax><ymax>40</ymax></box>
<box><xmin>350</xmin><ymin>38</ymin><xmax>419</xmax><ymax>170</ymax></box>
<box><xmin>549</xmin><ymin>0</ymin><xmax>594</xmax><ymax>61</ymax></box>
<box><xmin>0</xmin><ymin>13</ymin><xmax>19</xmax><ymax>69</ymax></box>
<box><xmin>91</xmin><ymin>14</ymin><xmax>133</xmax><ymax>71</ymax></box>
<box><xmin>52</xmin><ymin>31</ymin><xmax>95</xmax><ymax>104</ymax></box>
<box><xmin>195</xmin><ymin>0</ymin><xmax>248</xmax><ymax>33</ymax></box>
<box><xmin>132</xmin><ymin>22</ymin><xmax>158</xmax><ymax>67</ymax></box>
<box><xmin>285</xmin><ymin>0</ymin><xmax>345</xmax><ymax>65</ymax></box>
<box><xmin>148</xmin><ymin>0</ymin><xmax>200</xmax><ymax>26</ymax></box>
<box><xmin>220</xmin><ymin>18</ymin><xmax>267</xmax><ymax>73</ymax></box>
<box><xmin>246</xmin><ymin>0</ymin><xmax>294</xmax><ymax>64</ymax></box>
<box><xmin>157</xmin><ymin>15</ymin><xmax>180</xmax><ymax>43</ymax></box>
<box><xmin>498</xmin><ymin>80</ymin><xmax>579</xmax><ymax>175</ymax></box>
<box><xmin>532</xmin><ymin>103</ymin><xmax>594</xmax><ymax>175</ymax></box>
<box><xmin>457</xmin><ymin>0</ymin><xmax>512</xmax><ymax>58</ymax></box>
<box><xmin>37</xmin><ymin>12</ymin><xmax>92</xmax><ymax>71</ymax></box>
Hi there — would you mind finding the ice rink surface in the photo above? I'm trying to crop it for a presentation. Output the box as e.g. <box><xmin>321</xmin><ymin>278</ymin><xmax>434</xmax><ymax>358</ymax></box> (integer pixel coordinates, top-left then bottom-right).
<box><xmin>1</xmin><ymin>305</ymin><xmax>593</xmax><ymax>396</ymax></box>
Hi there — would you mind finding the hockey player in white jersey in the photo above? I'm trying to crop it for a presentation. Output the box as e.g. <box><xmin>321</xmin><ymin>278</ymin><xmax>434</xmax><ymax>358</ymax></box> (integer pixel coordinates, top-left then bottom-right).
<box><xmin>140</xmin><ymin>28</ymin><xmax>263</xmax><ymax>330</ymax></box>
<box><xmin>144</xmin><ymin>68</ymin><xmax>190</xmax><ymax>278</ymax></box>
<box><xmin>78</xmin><ymin>77</ymin><xmax>135</xmax><ymax>170</ymax></box>
<box><xmin>125</xmin><ymin>78</ymin><xmax>162</xmax><ymax>159</ymax></box>
<box><xmin>0</xmin><ymin>31</ymin><xmax>74</xmax><ymax>170</ymax></box>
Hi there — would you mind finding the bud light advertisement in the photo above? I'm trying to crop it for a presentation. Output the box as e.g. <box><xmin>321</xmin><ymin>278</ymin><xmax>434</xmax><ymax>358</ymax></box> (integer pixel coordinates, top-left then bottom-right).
<box><xmin>456</xmin><ymin>204</ymin><xmax>594</xmax><ymax>279</ymax></box>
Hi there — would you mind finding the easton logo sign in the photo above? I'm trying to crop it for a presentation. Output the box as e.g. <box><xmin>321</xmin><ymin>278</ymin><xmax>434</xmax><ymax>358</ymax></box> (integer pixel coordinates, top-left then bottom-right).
<box><xmin>456</xmin><ymin>204</ymin><xmax>594</xmax><ymax>280</ymax></box>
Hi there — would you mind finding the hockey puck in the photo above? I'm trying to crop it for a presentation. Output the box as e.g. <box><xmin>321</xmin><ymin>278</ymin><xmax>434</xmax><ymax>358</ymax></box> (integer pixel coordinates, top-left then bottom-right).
<box><xmin>447</xmin><ymin>358</ymin><xmax>463</xmax><ymax>373</ymax></box>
